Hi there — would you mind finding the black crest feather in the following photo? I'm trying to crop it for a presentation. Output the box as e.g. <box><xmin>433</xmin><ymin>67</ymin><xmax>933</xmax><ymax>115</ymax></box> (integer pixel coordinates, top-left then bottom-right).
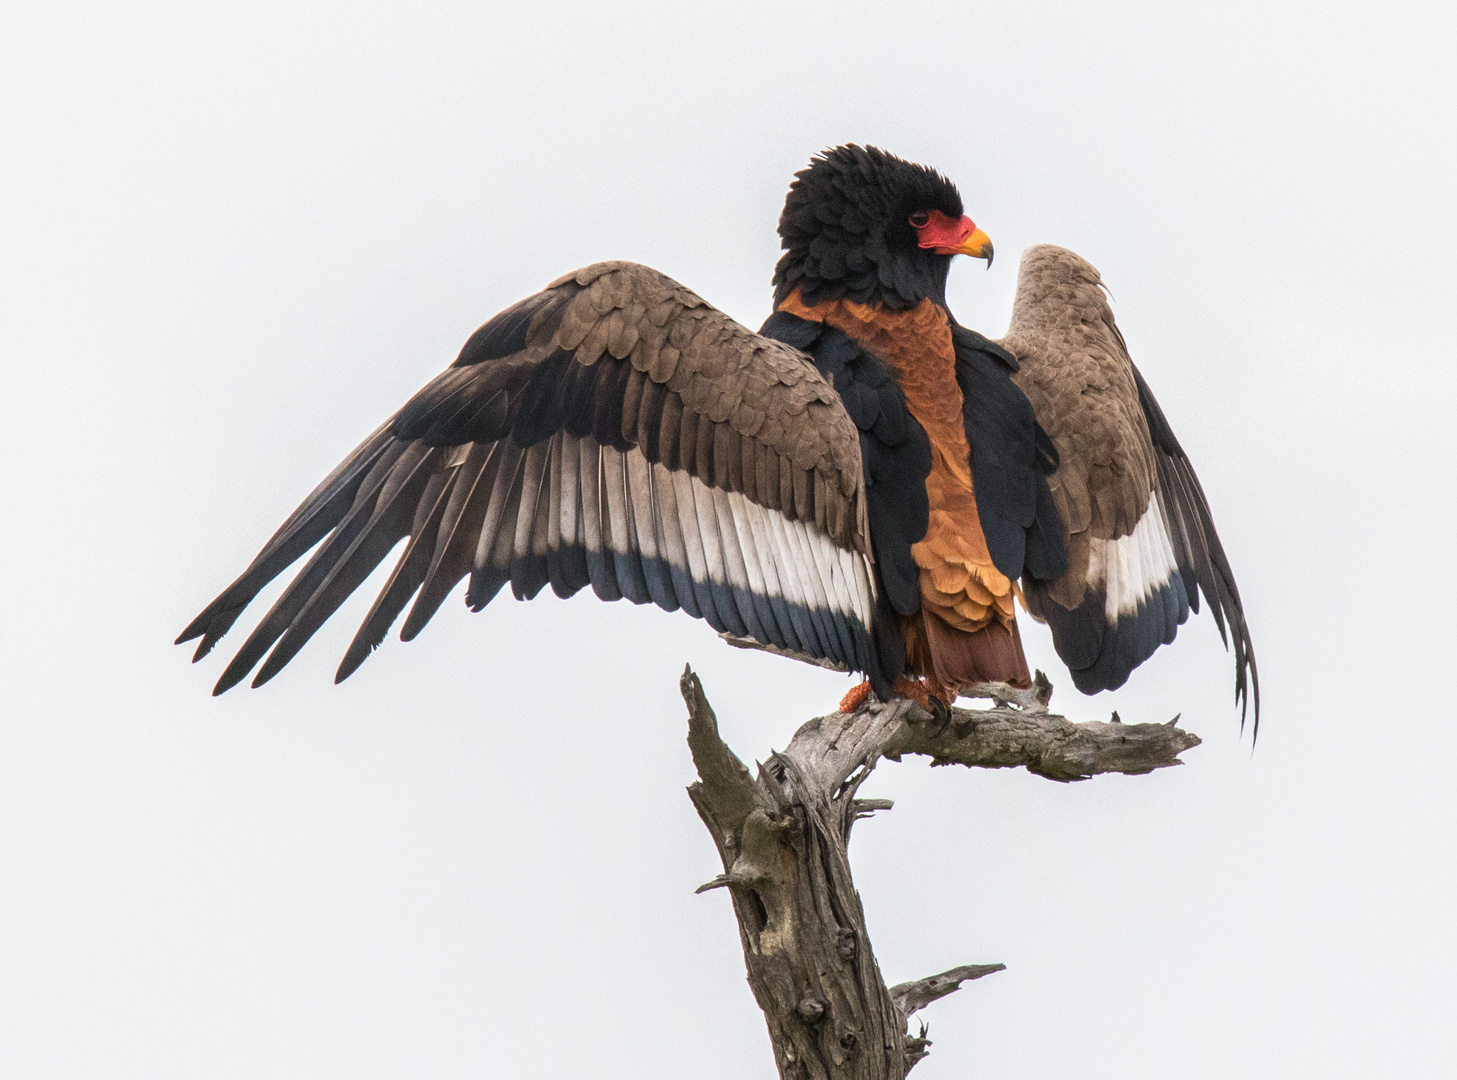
<box><xmin>773</xmin><ymin>145</ymin><xmax>964</xmax><ymax>310</ymax></box>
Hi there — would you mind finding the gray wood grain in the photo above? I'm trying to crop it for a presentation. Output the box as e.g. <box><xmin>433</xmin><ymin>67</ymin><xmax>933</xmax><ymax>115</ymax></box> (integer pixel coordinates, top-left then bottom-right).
<box><xmin>681</xmin><ymin>665</ymin><xmax>1199</xmax><ymax>1078</ymax></box>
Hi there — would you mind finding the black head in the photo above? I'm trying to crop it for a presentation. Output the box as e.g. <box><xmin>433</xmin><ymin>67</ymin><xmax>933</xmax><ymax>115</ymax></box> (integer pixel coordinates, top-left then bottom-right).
<box><xmin>772</xmin><ymin>145</ymin><xmax>991</xmax><ymax>311</ymax></box>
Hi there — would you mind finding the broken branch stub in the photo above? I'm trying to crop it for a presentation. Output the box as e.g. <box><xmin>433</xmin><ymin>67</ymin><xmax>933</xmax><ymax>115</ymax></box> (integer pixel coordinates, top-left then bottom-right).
<box><xmin>889</xmin><ymin>964</ymin><xmax>1007</xmax><ymax>1018</ymax></box>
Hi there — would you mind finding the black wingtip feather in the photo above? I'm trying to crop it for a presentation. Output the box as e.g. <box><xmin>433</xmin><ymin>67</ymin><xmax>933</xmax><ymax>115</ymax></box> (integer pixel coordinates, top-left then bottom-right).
<box><xmin>466</xmin><ymin>566</ymin><xmax>509</xmax><ymax>612</ymax></box>
<box><xmin>212</xmin><ymin>657</ymin><xmax>254</xmax><ymax>696</ymax></box>
<box><xmin>179</xmin><ymin>428</ymin><xmax>400</xmax><ymax>667</ymax></box>
<box><xmin>334</xmin><ymin>475</ymin><xmax>455</xmax><ymax>685</ymax></box>
<box><xmin>247</xmin><ymin>447</ymin><xmax>439</xmax><ymax>690</ymax></box>
<box><xmin>1132</xmin><ymin>361</ymin><xmax>1260</xmax><ymax>738</ymax></box>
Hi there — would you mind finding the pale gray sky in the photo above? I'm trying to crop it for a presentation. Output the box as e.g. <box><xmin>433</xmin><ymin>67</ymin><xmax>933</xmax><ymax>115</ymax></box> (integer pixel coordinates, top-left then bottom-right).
<box><xmin>2</xmin><ymin>2</ymin><xmax>1454</xmax><ymax>1077</ymax></box>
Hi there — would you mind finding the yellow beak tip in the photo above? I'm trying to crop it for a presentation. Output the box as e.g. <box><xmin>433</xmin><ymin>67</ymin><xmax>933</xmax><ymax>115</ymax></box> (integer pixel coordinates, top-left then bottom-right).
<box><xmin>958</xmin><ymin>227</ymin><xmax>994</xmax><ymax>265</ymax></box>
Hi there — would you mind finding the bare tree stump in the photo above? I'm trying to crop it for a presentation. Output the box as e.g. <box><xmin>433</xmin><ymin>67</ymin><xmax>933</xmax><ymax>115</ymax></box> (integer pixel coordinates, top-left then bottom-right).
<box><xmin>681</xmin><ymin>665</ymin><xmax>1200</xmax><ymax>1079</ymax></box>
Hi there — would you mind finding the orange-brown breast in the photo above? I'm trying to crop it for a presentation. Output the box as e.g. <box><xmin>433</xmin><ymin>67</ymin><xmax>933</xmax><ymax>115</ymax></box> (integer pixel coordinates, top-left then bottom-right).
<box><xmin>777</xmin><ymin>291</ymin><xmax>1016</xmax><ymax>633</ymax></box>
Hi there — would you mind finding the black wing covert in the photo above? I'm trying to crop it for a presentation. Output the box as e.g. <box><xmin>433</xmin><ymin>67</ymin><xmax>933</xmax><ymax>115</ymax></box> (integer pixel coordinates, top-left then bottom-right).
<box><xmin>949</xmin><ymin>324</ymin><xmax>1066</xmax><ymax>587</ymax></box>
<box><xmin>760</xmin><ymin>309</ymin><xmax>933</xmax><ymax>689</ymax></box>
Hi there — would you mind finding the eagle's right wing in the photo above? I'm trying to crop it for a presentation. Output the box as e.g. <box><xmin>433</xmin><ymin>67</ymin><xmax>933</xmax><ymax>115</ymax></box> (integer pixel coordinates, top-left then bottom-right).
<box><xmin>178</xmin><ymin>262</ymin><xmax>881</xmax><ymax>695</ymax></box>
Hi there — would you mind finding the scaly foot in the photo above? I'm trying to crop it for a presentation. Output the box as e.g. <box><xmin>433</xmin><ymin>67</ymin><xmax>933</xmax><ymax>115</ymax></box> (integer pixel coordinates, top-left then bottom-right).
<box><xmin>889</xmin><ymin>675</ymin><xmax>957</xmax><ymax>711</ymax></box>
<box><xmin>838</xmin><ymin>680</ymin><xmax>873</xmax><ymax>714</ymax></box>
<box><xmin>891</xmin><ymin>675</ymin><xmax>933</xmax><ymax>710</ymax></box>
<box><xmin>840</xmin><ymin>676</ymin><xmax>958</xmax><ymax>717</ymax></box>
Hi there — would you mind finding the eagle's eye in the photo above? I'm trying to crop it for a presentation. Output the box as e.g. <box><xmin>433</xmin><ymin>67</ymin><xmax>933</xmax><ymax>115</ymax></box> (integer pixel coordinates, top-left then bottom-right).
<box><xmin>908</xmin><ymin>211</ymin><xmax>930</xmax><ymax>228</ymax></box>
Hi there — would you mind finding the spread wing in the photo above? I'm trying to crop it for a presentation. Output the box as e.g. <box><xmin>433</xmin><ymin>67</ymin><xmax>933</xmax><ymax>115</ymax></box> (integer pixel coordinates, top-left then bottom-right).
<box><xmin>1001</xmin><ymin>245</ymin><xmax>1259</xmax><ymax>732</ymax></box>
<box><xmin>178</xmin><ymin>262</ymin><xmax>880</xmax><ymax>695</ymax></box>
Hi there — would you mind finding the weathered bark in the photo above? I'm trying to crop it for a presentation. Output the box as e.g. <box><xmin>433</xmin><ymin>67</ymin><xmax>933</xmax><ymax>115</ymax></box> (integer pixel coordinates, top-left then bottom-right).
<box><xmin>682</xmin><ymin>665</ymin><xmax>1200</xmax><ymax>1079</ymax></box>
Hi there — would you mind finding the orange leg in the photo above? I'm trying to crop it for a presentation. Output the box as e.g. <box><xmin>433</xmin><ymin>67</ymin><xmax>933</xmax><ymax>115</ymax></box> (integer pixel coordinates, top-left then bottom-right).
<box><xmin>838</xmin><ymin>680</ymin><xmax>873</xmax><ymax>714</ymax></box>
<box><xmin>891</xmin><ymin>675</ymin><xmax>957</xmax><ymax>712</ymax></box>
<box><xmin>890</xmin><ymin>676</ymin><xmax>932</xmax><ymax>710</ymax></box>
<box><xmin>840</xmin><ymin>676</ymin><xmax>957</xmax><ymax>715</ymax></box>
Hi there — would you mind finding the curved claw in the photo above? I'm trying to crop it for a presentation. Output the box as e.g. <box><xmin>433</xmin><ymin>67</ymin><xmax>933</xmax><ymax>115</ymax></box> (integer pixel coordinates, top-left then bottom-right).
<box><xmin>928</xmin><ymin>694</ymin><xmax>952</xmax><ymax>735</ymax></box>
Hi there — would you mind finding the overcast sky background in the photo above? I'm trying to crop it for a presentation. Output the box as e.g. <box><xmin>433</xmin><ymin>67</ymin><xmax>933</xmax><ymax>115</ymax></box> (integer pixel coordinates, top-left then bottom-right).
<box><xmin>2</xmin><ymin>2</ymin><xmax>1455</xmax><ymax>1077</ymax></box>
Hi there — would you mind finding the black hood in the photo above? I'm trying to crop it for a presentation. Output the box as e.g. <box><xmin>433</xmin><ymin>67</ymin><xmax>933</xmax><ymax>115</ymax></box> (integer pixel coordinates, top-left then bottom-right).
<box><xmin>772</xmin><ymin>144</ymin><xmax>965</xmax><ymax>311</ymax></box>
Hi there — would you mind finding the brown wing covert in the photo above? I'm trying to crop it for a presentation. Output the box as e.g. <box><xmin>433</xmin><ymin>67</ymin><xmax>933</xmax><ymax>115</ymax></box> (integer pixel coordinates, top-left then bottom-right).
<box><xmin>1002</xmin><ymin>245</ymin><xmax>1258</xmax><ymax>731</ymax></box>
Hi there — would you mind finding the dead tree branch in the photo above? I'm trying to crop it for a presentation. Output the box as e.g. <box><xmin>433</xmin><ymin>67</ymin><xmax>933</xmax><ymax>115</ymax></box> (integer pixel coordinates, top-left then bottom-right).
<box><xmin>890</xmin><ymin>964</ymin><xmax>1007</xmax><ymax>1018</ymax></box>
<box><xmin>681</xmin><ymin>664</ymin><xmax>1200</xmax><ymax>1079</ymax></box>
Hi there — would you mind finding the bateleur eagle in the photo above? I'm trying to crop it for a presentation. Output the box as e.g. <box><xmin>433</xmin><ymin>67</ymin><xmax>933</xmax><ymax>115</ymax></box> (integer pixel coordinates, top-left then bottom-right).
<box><xmin>178</xmin><ymin>145</ymin><xmax>1259</xmax><ymax>732</ymax></box>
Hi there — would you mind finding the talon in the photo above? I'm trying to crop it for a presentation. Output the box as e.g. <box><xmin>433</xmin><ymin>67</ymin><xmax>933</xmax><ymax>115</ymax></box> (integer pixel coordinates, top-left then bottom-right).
<box><xmin>889</xmin><ymin>675</ymin><xmax>959</xmax><ymax>719</ymax></box>
<box><xmin>838</xmin><ymin>680</ymin><xmax>873</xmax><ymax>714</ymax></box>
<box><xmin>928</xmin><ymin>694</ymin><xmax>951</xmax><ymax>733</ymax></box>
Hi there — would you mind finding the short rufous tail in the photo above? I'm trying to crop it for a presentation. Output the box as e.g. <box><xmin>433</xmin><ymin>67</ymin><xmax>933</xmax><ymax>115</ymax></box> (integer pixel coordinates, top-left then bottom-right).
<box><xmin>908</xmin><ymin>610</ymin><xmax>1032</xmax><ymax>693</ymax></box>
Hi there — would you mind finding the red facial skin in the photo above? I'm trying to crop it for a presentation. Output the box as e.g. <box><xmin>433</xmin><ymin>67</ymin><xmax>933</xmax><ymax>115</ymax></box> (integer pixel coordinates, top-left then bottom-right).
<box><xmin>913</xmin><ymin>210</ymin><xmax>979</xmax><ymax>254</ymax></box>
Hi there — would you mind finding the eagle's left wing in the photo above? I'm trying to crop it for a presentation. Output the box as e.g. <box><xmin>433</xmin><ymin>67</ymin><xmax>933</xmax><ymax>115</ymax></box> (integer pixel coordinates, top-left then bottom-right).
<box><xmin>1001</xmin><ymin>245</ymin><xmax>1259</xmax><ymax>732</ymax></box>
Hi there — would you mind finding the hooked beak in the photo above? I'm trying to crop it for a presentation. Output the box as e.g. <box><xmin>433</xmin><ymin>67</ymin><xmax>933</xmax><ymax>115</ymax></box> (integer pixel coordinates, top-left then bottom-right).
<box><xmin>915</xmin><ymin>212</ymin><xmax>994</xmax><ymax>268</ymax></box>
<box><xmin>954</xmin><ymin>226</ymin><xmax>994</xmax><ymax>268</ymax></box>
